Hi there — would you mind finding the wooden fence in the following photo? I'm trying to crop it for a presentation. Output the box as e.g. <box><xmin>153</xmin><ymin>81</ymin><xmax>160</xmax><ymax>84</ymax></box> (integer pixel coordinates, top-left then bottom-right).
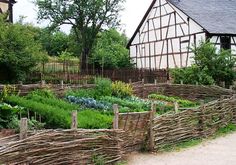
<box><xmin>151</xmin><ymin>95</ymin><xmax>236</xmax><ymax>150</ymax></box>
<box><xmin>1</xmin><ymin>96</ymin><xmax>236</xmax><ymax>164</ymax></box>
<box><xmin>26</xmin><ymin>68</ymin><xmax>168</xmax><ymax>84</ymax></box>
<box><xmin>133</xmin><ymin>83</ymin><xmax>236</xmax><ymax>100</ymax></box>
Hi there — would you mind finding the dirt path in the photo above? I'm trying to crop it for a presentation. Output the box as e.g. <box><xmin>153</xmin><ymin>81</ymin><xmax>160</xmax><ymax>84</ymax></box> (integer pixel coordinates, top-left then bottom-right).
<box><xmin>127</xmin><ymin>133</ymin><xmax>236</xmax><ymax>165</ymax></box>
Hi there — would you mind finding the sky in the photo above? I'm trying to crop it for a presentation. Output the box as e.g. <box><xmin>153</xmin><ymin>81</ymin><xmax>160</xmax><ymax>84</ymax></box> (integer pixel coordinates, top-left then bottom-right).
<box><xmin>13</xmin><ymin>0</ymin><xmax>153</xmax><ymax>38</ymax></box>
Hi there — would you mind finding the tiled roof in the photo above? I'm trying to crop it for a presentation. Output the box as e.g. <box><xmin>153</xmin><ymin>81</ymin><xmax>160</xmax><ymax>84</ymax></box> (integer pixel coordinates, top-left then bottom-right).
<box><xmin>169</xmin><ymin>0</ymin><xmax>236</xmax><ymax>34</ymax></box>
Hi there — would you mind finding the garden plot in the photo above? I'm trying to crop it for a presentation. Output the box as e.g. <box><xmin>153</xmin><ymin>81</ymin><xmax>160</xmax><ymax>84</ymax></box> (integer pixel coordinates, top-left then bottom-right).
<box><xmin>0</xmin><ymin>78</ymin><xmax>199</xmax><ymax>130</ymax></box>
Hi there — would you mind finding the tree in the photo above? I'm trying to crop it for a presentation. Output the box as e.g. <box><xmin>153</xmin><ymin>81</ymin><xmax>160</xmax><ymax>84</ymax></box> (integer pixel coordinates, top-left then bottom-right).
<box><xmin>171</xmin><ymin>40</ymin><xmax>236</xmax><ymax>86</ymax></box>
<box><xmin>192</xmin><ymin>40</ymin><xmax>236</xmax><ymax>85</ymax></box>
<box><xmin>90</xmin><ymin>28</ymin><xmax>132</xmax><ymax>69</ymax></box>
<box><xmin>36</xmin><ymin>0</ymin><xmax>125</xmax><ymax>71</ymax></box>
<box><xmin>38</xmin><ymin>28</ymin><xmax>70</xmax><ymax>56</ymax></box>
<box><xmin>0</xmin><ymin>17</ymin><xmax>46</xmax><ymax>82</ymax></box>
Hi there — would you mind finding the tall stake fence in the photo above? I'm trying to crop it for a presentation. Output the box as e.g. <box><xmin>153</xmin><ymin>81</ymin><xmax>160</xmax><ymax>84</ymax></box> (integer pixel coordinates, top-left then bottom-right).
<box><xmin>26</xmin><ymin>68</ymin><xmax>168</xmax><ymax>84</ymax></box>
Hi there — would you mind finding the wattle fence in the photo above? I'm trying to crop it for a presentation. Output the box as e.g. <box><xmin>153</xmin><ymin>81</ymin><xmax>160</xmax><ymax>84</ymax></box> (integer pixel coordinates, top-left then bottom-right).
<box><xmin>1</xmin><ymin>95</ymin><xmax>236</xmax><ymax>164</ymax></box>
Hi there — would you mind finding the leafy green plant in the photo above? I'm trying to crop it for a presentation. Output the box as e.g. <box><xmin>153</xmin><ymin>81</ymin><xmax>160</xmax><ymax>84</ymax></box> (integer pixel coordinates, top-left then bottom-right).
<box><xmin>27</xmin><ymin>94</ymin><xmax>79</xmax><ymax>111</ymax></box>
<box><xmin>171</xmin><ymin>40</ymin><xmax>236</xmax><ymax>86</ymax></box>
<box><xmin>78</xmin><ymin>110</ymin><xmax>113</xmax><ymax>129</ymax></box>
<box><xmin>65</xmin><ymin>88</ymin><xmax>96</xmax><ymax>98</ymax></box>
<box><xmin>148</xmin><ymin>94</ymin><xmax>198</xmax><ymax>108</ymax></box>
<box><xmin>27</xmin><ymin>89</ymin><xmax>56</xmax><ymax>99</ymax></box>
<box><xmin>0</xmin><ymin>103</ymin><xmax>23</xmax><ymax>129</ymax></box>
<box><xmin>66</xmin><ymin>96</ymin><xmax>111</xmax><ymax>111</ymax></box>
<box><xmin>6</xmin><ymin>95</ymin><xmax>71</xmax><ymax>129</ymax></box>
<box><xmin>100</xmin><ymin>96</ymin><xmax>149</xmax><ymax>111</ymax></box>
<box><xmin>112</xmin><ymin>81</ymin><xmax>133</xmax><ymax>98</ymax></box>
<box><xmin>94</xmin><ymin>77</ymin><xmax>112</xmax><ymax>97</ymax></box>
<box><xmin>0</xmin><ymin>85</ymin><xmax>18</xmax><ymax>102</ymax></box>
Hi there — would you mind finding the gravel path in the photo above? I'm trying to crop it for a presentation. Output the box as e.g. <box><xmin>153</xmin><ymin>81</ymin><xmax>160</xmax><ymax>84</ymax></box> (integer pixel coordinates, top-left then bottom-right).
<box><xmin>127</xmin><ymin>133</ymin><xmax>236</xmax><ymax>165</ymax></box>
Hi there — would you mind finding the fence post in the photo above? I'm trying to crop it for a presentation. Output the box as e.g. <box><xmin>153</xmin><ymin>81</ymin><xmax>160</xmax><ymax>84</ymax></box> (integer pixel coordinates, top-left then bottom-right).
<box><xmin>180</xmin><ymin>80</ymin><xmax>183</xmax><ymax>85</ymax></box>
<box><xmin>232</xmin><ymin>94</ymin><xmax>236</xmax><ymax>99</ymax></box>
<box><xmin>142</xmin><ymin>78</ymin><xmax>145</xmax><ymax>98</ymax></box>
<box><xmin>222</xmin><ymin>81</ymin><xmax>226</xmax><ymax>88</ymax></box>
<box><xmin>71</xmin><ymin>110</ymin><xmax>78</xmax><ymax>130</ymax></box>
<box><xmin>174</xmin><ymin>102</ymin><xmax>179</xmax><ymax>113</ymax></box>
<box><xmin>154</xmin><ymin>79</ymin><xmax>157</xmax><ymax>86</ymax></box>
<box><xmin>149</xmin><ymin>103</ymin><xmax>156</xmax><ymax>151</ymax></box>
<box><xmin>20</xmin><ymin>118</ymin><xmax>28</xmax><ymax>140</ymax></box>
<box><xmin>60</xmin><ymin>80</ymin><xmax>64</xmax><ymax>89</ymax></box>
<box><xmin>41</xmin><ymin>80</ymin><xmax>46</xmax><ymax>87</ymax></box>
<box><xmin>113</xmin><ymin>104</ymin><xmax>119</xmax><ymax>129</ymax></box>
<box><xmin>129</xmin><ymin>79</ymin><xmax>132</xmax><ymax>84</ymax></box>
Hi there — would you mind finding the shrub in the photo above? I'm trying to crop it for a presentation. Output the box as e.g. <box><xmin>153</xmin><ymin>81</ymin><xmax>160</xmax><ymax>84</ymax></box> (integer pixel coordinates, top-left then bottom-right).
<box><xmin>170</xmin><ymin>65</ymin><xmax>215</xmax><ymax>85</ymax></box>
<box><xmin>112</xmin><ymin>81</ymin><xmax>133</xmax><ymax>98</ymax></box>
<box><xmin>95</xmin><ymin>77</ymin><xmax>112</xmax><ymax>97</ymax></box>
<box><xmin>78</xmin><ymin>110</ymin><xmax>113</xmax><ymax>129</ymax></box>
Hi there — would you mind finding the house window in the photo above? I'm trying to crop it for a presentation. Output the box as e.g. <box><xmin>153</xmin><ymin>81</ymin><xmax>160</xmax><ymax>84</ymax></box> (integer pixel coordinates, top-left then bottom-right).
<box><xmin>220</xmin><ymin>36</ymin><xmax>231</xmax><ymax>50</ymax></box>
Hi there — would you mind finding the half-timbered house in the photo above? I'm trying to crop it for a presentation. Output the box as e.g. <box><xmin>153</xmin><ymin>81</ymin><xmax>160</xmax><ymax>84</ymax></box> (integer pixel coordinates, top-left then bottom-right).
<box><xmin>0</xmin><ymin>0</ymin><xmax>16</xmax><ymax>22</ymax></box>
<box><xmin>128</xmin><ymin>0</ymin><xmax>236</xmax><ymax>69</ymax></box>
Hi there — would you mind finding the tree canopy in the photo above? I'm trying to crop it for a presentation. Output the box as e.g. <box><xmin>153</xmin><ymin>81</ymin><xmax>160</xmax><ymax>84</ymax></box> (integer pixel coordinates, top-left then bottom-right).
<box><xmin>36</xmin><ymin>0</ymin><xmax>126</xmax><ymax>71</ymax></box>
<box><xmin>0</xmin><ymin>17</ymin><xmax>47</xmax><ymax>82</ymax></box>
<box><xmin>171</xmin><ymin>40</ymin><xmax>236</xmax><ymax>86</ymax></box>
<box><xmin>91</xmin><ymin>28</ymin><xmax>133</xmax><ymax>69</ymax></box>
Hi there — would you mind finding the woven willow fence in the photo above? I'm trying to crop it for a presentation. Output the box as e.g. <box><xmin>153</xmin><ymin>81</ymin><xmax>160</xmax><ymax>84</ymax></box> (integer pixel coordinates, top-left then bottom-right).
<box><xmin>0</xmin><ymin>129</ymin><xmax>127</xmax><ymax>165</ymax></box>
<box><xmin>152</xmin><ymin>96</ymin><xmax>236</xmax><ymax>150</ymax></box>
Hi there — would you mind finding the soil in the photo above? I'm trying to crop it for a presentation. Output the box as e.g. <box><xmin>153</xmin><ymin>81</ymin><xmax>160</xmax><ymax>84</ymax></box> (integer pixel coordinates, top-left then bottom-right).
<box><xmin>127</xmin><ymin>132</ymin><xmax>236</xmax><ymax>165</ymax></box>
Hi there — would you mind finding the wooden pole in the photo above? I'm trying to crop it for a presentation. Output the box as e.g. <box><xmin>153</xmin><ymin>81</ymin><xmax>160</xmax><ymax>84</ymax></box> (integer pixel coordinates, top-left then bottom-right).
<box><xmin>129</xmin><ymin>79</ymin><xmax>132</xmax><ymax>84</ymax></box>
<box><xmin>149</xmin><ymin>103</ymin><xmax>156</xmax><ymax>151</ymax></box>
<box><xmin>180</xmin><ymin>80</ymin><xmax>183</xmax><ymax>85</ymax></box>
<box><xmin>174</xmin><ymin>102</ymin><xmax>179</xmax><ymax>113</ymax></box>
<box><xmin>20</xmin><ymin>118</ymin><xmax>28</xmax><ymax>140</ymax></box>
<box><xmin>113</xmin><ymin>104</ymin><xmax>119</xmax><ymax>129</ymax></box>
<box><xmin>71</xmin><ymin>110</ymin><xmax>78</xmax><ymax>130</ymax></box>
<box><xmin>60</xmin><ymin>80</ymin><xmax>64</xmax><ymax>89</ymax></box>
<box><xmin>154</xmin><ymin>79</ymin><xmax>157</xmax><ymax>86</ymax></box>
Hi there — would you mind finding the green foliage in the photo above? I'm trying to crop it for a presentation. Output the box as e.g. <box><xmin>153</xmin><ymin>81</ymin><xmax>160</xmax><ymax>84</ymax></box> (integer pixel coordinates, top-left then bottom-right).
<box><xmin>91</xmin><ymin>29</ymin><xmax>133</xmax><ymax>69</ymax></box>
<box><xmin>192</xmin><ymin>40</ymin><xmax>236</xmax><ymax>85</ymax></box>
<box><xmin>148</xmin><ymin>94</ymin><xmax>198</xmax><ymax>108</ymax></box>
<box><xmin>100</xmin><ymin>96</ymin><xmax>149</xmax><ymax>112</ymax></box>
<box><xmin>38</xmin><ymin>28</ymin><xmax>70</xmax><ymax>56</ymax></box>
<box><xmin>0</xmin><ymin>85</ymin><xmax>18</xmax><ymax>102</ymax></box>
<box><xmin>36</xmin><ymin>0</ymin><xmax>125</xmax><ymax>69</ymax></box>
<box><xmin>0</xmin><ymin>103</ymin><xmax>23</xmax><ymax>129</ymax></box>
<box><xmin>171</xmin><ymin>41</ymin><xmax>236</xmax><ymax>86</ymax></box>
<box><xmin>95</xmin><ymin>78</ymin><xmax>112</xmax><ymax>97</ymax></box>
<box><xmin>66</xmin><ymin>88</ymin><xmax>96</xmax><ymax>98</ymax></box>
<box><xmin>28</xmin><ymin>89</ymin><xmax>56</xmax><ymax>99</ymax></box>
<box><xmin>6</xmin><ymin>95</ymin><xmax>71</xmax><ymax>129</ymax></box>
<box><xmin>66</xmin><ymin>96</ymin><xmax>111</xmax><ymax>111</ymax></box>
<box><xmin>92</xmin><ymin>154</ymin><xmax>105</xmax><ymax>165</ymax></box>
<box><xmin>0</xmin><ymin>17</ymin><xmax>47</xmax><ymax>82</ymax></box>
<box><xmin>27</xmin><ymin>95</ymin><xmax>79</xmax><ymax>112</ymax></box>
<box><xmin>112</xmin><ymin>81</ymin><xmax>133</xmax><ymax>98</ymax></box>
<box><xmin>78</xmin><ymin>110</ymin><xmax>113</xmax><ymax>129</ymax></box>
<box><xmin>170</xmin><ymin>65</ymin><xmax>215</xmax><ymax>85</ymax></box>
<box><xmin>7</xmin><ymin>117</ymin><xmax>45</xmax><ymax>132</ymax></box>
